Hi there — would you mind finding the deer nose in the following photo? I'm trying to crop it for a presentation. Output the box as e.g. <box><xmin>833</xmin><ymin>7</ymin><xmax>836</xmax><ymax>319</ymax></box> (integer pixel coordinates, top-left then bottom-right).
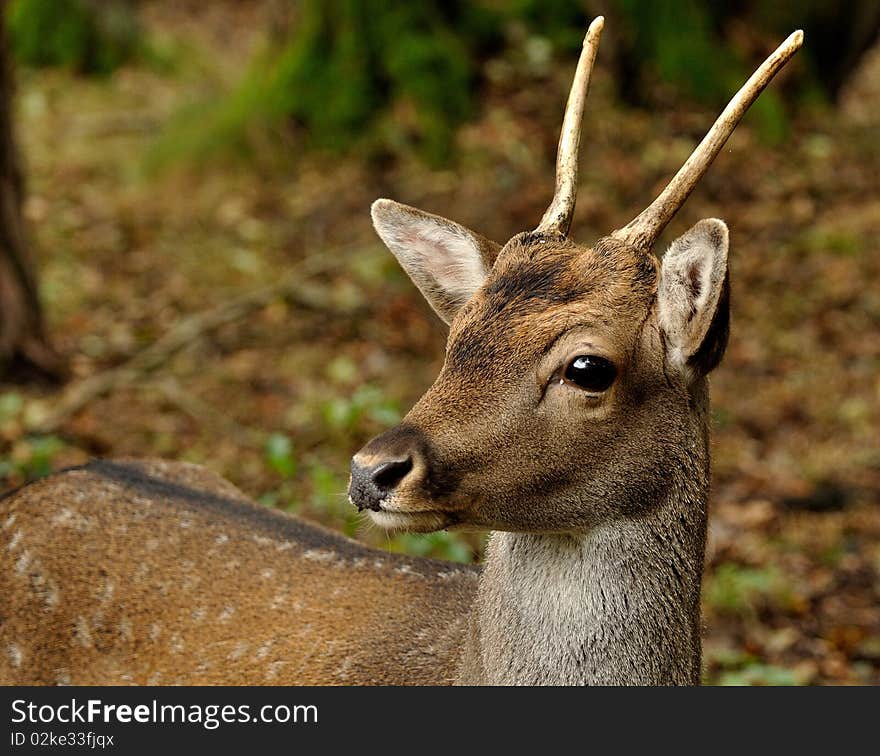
<box><xmin>349</xmin><ymin>456</ymin><xmax>414</xmax><ymax>512</ymax></box>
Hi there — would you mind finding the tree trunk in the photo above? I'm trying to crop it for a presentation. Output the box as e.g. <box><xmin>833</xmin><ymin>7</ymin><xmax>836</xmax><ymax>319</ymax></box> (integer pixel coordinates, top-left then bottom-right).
<box><xmin>0</xmin><ymin>11</ymin><xmax>62</xmax><ymax>382</ymax></box>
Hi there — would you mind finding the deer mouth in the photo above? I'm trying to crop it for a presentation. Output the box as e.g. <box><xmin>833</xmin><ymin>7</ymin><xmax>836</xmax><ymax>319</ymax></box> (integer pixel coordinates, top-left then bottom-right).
<box><xmin>368</xmin><ymin>506</ymin><xmax>458</xmax><ymax>533</ymax></box>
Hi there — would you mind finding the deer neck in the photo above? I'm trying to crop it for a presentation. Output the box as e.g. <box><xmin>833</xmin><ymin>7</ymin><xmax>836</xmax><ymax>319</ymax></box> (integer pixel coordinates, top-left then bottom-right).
<box><xmin>458</xmin><ymin>462</ymin><xmax>708</xmax><ymax>686</ymax></box>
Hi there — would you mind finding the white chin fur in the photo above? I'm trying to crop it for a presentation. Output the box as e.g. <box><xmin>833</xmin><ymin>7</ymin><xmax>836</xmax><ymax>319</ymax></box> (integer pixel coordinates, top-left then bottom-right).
<box><xmin>368</xmin><ymin>509</ymin><xmax>449</xmax><ymax>533</ymax></box>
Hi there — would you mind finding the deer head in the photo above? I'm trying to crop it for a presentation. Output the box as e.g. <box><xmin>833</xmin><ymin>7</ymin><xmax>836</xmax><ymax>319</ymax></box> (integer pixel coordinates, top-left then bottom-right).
<box><xmin>349</xmin><ymin>19</ymin><xmax>802</xmax><ymax>535</ymax></box>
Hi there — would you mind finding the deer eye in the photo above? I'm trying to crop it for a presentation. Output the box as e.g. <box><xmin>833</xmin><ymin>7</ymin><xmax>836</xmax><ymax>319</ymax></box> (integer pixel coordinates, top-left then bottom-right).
<box><xmin>563</xmin><ymin>355</ymin><xmax>617</xmax><ymax>392</ymax></box>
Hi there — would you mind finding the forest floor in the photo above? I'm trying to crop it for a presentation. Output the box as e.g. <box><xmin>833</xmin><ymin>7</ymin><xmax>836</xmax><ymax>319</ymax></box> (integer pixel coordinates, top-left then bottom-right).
<box><xmin>1</xmin><ymin>2</ymin><xmax>878</xmax><ymax>684</ymax></box>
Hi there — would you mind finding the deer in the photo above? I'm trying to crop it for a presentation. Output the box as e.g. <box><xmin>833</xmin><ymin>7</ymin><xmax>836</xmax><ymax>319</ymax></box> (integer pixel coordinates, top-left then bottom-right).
<box><xmin>0</xmin><ymin>18</ymin><xmax>802</xmax><ymax>686</ymax></box>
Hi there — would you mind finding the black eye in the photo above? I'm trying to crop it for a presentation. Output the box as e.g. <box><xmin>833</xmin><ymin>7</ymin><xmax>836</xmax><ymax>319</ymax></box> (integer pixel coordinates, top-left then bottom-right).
<box><xmin>563</xmin><ymin>355</ymin><xmax>617</xmax><ymax>392</ymax></box>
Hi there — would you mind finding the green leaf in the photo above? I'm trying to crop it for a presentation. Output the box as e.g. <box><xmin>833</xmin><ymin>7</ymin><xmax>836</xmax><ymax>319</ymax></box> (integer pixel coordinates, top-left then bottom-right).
<box><xmin>265</xmin><ymin>433</ymin><xmax>296</xmax><ymax>479</ymax></box>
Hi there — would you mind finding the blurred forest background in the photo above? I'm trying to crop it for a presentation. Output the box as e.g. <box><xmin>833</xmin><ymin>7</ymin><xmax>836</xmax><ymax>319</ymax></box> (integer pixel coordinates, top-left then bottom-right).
<box><xmin>0</xmin><ymin>0</ymin><xmax>878</xmax><ymax>685</ymax></box>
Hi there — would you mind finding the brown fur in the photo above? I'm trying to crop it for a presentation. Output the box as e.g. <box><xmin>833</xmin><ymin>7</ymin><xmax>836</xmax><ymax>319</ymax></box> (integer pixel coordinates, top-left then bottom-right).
<box><xmin>0</xmin><ymin>459</ymin><xmax>476</xmax><ymax>684</ymax></box>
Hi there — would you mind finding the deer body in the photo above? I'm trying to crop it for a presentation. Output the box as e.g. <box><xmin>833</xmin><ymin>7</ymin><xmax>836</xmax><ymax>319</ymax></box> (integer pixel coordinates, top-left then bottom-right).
<box><xmin>1</xmin><ymin>459</ymin><xmax>477</xmax><ymax>685</ymax></box>
<box><xmin>0</xmin><ymin>19</ymin><xmax>802</xmax><ymax>686</ymax></box>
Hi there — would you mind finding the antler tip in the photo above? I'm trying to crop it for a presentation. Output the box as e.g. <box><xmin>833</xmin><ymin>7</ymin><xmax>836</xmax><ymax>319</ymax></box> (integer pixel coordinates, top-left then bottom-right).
<box><xmin>614</xmin><ymin>28</ymin><xmax>803</xmax><ymax>250</ymax></box>
<box><xmin>777</xmin><ymin>29</ymin><xmax>804</xmax><ymax>57</ymax></box>
<box><xmin>585</xmin><ymin>16</ymin><xmax>605</xmax><ymax>43</ymax></box>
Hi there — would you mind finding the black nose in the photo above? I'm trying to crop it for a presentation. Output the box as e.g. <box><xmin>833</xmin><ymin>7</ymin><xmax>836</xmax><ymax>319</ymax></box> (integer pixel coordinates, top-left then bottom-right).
<box><xmin>349</xmin><ymin>457</ymin><xmax>414</xmax><ymax>512</ymax></box>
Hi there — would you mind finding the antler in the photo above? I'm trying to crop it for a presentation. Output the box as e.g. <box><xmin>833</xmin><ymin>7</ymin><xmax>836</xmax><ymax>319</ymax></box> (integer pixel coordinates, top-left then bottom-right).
<box><xmin>613</xmin><ymin>29</ymin><xmax>804</xmax><ymax>251</ymax></box>
<box><xmin>535</xmin><ymin>16</ymin><xmax>605</xmax><ymax>236</ymax></box>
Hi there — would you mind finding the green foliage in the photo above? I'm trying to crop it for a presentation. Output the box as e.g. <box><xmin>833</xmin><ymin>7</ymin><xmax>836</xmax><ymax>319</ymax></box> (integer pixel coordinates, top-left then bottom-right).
<box><xmin>0</xmin><ymin>392</ymin><xmax>24</xmax><ymax>421</ymax></box>
<box><xmin>321</xmin><ymin>385</ymin><xmax>401</xmax><ymax>434</ymax></box>
<box><xmin>717</xmin><ymin>663</ymin><xmax>802</xmax><ymax>686</ymax></box>
<box><xmin>705</xmin><ymin>562</ymin><xmax>794</xmax><ymax>615</ymax></box>
<box><xmin>145</xmin><ymin>64</ymin><xmax>274</xmax><ymax>171</ymax></box>
<box><xmin>273</xmin><ymin>0</ymin><xmax>501</xmax><ymax>161</ymax></box>
<box><xmin>505</xmin><ymin>0</ymin><xmax>591</xmax><ymax>53</ymax></box>
<box><xmin>388</xmin><ymin>531</ymin><xmax>475</xmax><ymax>563</ymax></box>
<box><xmin>151</xmin><ymin>0</ymin><xmax>500</xmax><ymax>167</ymax></box>
<box><xmin>617</xmin><ymin>0</ymin><xmax>734</xmax><ymax>100</ymax></box>
<box><xmin>149</xmin><ymin>0</ymin><xmax>871</xmax><ymax>168</ymax></box>
<box><xmin>0</xmin><ymin>393</ymin><xmax>66</xmax><ymax>483</ymax></box>
<box><xmin>7</xmin><ymin>0</ymin><xmax>140</xmax><ymax>75</ymax></box>
<box><xmin>614</xmin><ymin>0</ymin><xmax>791</xmax><ymax>142</ymax></box>
<box><xmin>507</xmin><ymin>0</ymin><xmax>802</xmax><ymax>142</ymax></box>
<box><xmin>265</xmin><ymin>432</ymin><xmax>296</xmax><ymax>479</ymax></box>
<box><xmin>800</xmin><ymin>228</ymin><xmax>862</xmax><ymax>258</ymax></box>
<box><xmin>0</xmin><ymin>434</ymin><xmax>66</xmax><ymax>481</ymax></box>
<box><xmin>704</xmin><ymin>646</ymin><xmax>811</xmax><ymax>685</ymax></box>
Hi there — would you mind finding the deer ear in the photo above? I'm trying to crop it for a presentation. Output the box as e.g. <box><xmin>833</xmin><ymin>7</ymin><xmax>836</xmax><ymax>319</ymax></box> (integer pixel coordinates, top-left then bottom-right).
<box><xmin>657</xmin><ymin>219</ymin><xmax>730</xmax><ymax>378</ymax></box>
<box><xmin>371</xmin><ymin>199</ymin><xmax>500</xmax><ymax>324</ymax></box>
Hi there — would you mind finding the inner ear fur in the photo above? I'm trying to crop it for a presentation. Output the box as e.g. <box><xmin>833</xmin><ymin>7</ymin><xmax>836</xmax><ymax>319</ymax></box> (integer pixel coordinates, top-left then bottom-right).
<box><xmin>657</xmin><ymin>218</ymin><xmax>730</xmax><ymax>378</ymax></box>
<box><xmin>371</xmin><ymin>199</ymin><xmax>501</xmax><ymax>324</ymax></box>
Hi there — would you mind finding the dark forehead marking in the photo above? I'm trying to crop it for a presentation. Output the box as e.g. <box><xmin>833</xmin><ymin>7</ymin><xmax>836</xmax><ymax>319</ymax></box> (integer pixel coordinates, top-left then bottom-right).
<box><xmin>445</xmin><ymin>322</ymin><xmax>505</xmax><ymax>374</ymax></box>
<box><xmin>484</xmin><ymin>258</ymin><xmax>587</xmax><ymax>314</ymax></box>
<box><xmin>444</xmin><ymin>234</ymin><xmax>658</xmax><ymax>374</ymax></box>
<box><xmin>484</xmin><ymin>232</ymin><xmax>589</xmax><ymax>315</ymax></box>
<box><xmin>446</xmin><ymin>237</ymin><xmax>589</xmax><ymax>372</ymax></box>
<box><xmin>593</xmin><ymin>235</ymin><xmax>658</xmax><ymax>286</ymax></box>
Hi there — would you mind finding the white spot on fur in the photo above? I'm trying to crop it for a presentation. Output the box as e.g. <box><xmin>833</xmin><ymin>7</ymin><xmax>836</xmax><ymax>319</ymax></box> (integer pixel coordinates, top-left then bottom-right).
<box><xmin>171</xmin><ymin>634</ymin><xmax>185</xmax><ymax>654</ymax></box>
<box><xmin>275</xmin><ymin>541</ymin><xmax>293</xmax><ymax>552</ymax></box>
<box><xmin>261</xmin><ymin>568</ymin><xmax>275</xmax><ymax>580</ymax></box>
<box><xmin>2</xmin><ymin>513</ymin><xmax>16</xmax><ymax>529</ymax></box>
<box><xmin>44</xmin><ymin>585</ymin><xmax>59</xmax><ymax>609</ymax></box>
<box><xmin>303</xmin><ymin>549</ymin><xmax>336</xmax><ymax>562</ymax></box>
<box><xmin>75</xmin><ymin>617</ymin><xmax>93</xmax><ymax>648</ymax></box>
<box><xmin>228</xmin><ymin>640</ymin><xmax>249</xmax><ymax>661</ymax></box>
<box><xmin>119</xmin><ymin>618</ymin><xmax>133</xmax><ymax>642</ymax></box>
<box><xmin>7</xmin><ymin>529</ymin><xmax>22</xmax><ymax>551</ymax></box>
<box><xmin>7</xmin><ymin>644</ymin><xmax>22</xmax><ymax>667</ymax></box>
<box><xmin>15</xmin><ymin>549</ymin><xmax>31</xmax><ymax>574</ymax></box>
<box><xmin>149</xmin><ymin>623</ymin><xmax>162</xmax><ymax>642</ymax></box>
<box><xmin>215</xmin><ymin>533</ymin><xmax>229</xmax><ymax>546</ymax></box>
<box><xmin>179</xmin><ymin>518</ymin><xmax>192</xmax><ymax>529</ymax></box>
<box><xmin>56</xmin><ymin>669</ymin><xmax>72</xmax><ymax>686</ymax></box>
<box><xmin>255</xmin><ymin>640</ymin><xmax>274</xmax><ymax>660</ymax></box>
<box><xmin>269</xmin><ymin>593</ymin><xmax>287</xmax><ymax>610</ymax></box>
<box><xmin>219</xmin><ymin>606</ymin><xmax>235</xmax><ymax>622</ymax></box>
<box><xmin>336</xmin><ymin>656</ymin><xmax>353</xmax><ymax>680</ymax></box>
<box><xmin>51</xmin><ymin>508</ymin><xmax>74</xmax><ymax>526</ymax></box>
<box><xmin>192</xmin><ymin>606</ymin><xmax>207</xmax><ymax>623</ymax></box>
<box><xmin>266</xmin><ymin>660</ymin><xmax>286</xmax><ymax>680</ymax></box>
<box><xmin>90</xmin><ymin>608</ymin><xmax>106</xmax><ymax>629</ymax></box>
